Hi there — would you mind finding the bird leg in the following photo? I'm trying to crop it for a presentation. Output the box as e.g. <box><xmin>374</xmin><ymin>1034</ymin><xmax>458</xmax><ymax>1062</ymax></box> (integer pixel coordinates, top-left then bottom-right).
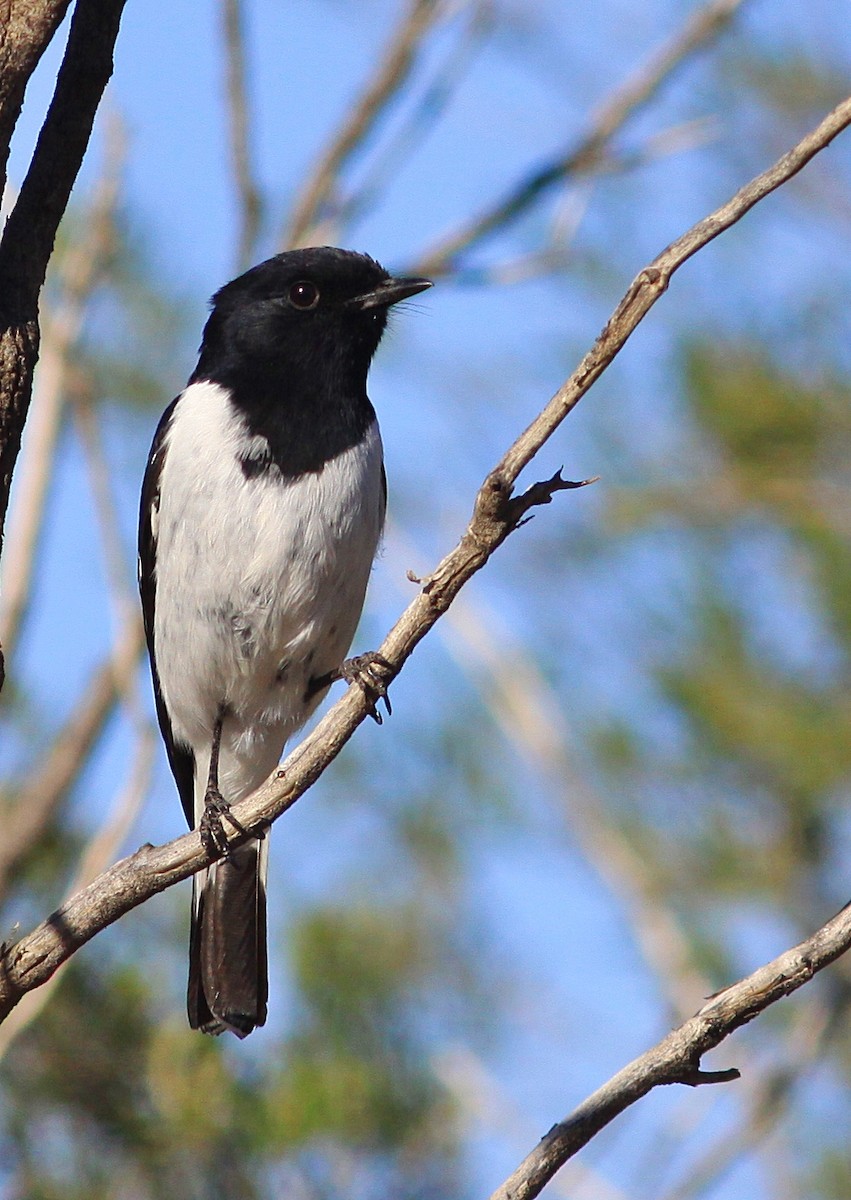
<box><xmin>307</xmin><ymin>652</ymin><xmax>393</xmax><ymax>724</ymax></box>
<box><xmin>199</xmin><ymin>709</ymin><xmax>251</xmax><ymax>857</ymax></box>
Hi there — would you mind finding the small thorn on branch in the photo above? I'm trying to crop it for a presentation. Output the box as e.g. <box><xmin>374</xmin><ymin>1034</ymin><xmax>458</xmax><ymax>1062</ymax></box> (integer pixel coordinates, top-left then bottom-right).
<box><xmin>508</xmin><ymin>468</ymin><xmax>599</xmax><ymax>526</ymax></box>
<box><xmin>674</xmin><ymin>1063</ymin><xmax>741</xmax><ymax>1088</ymax></box>
<box><xmin>407</xmin><ymin>566</ymin><xmax>439</xmax><ymax>593</ymax></box>
<box><xmin>525</xmin><ymin>468</ymin><xmax>600</xmax><ymax>504</ymax></box>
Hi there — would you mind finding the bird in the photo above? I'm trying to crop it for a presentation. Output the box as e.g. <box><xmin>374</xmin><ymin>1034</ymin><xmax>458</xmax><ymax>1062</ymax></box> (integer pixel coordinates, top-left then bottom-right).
<box><xmin>138</xmin><ymin>246</ymin><xmax>431</xmax><ymax>1037</ymax></box>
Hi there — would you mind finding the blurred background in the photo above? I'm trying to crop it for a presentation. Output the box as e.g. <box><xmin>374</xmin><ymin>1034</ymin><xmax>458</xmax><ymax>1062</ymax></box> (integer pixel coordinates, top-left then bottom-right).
<box><xmin>2</xmin><ymin>1</ymin><xmax>851</xmax><ymax>1196</ymax></box>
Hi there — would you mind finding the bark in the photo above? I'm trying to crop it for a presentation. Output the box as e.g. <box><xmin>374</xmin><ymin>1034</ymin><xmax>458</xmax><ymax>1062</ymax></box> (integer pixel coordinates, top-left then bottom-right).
<box><xmin>0</xmin><ymin>0</ymin><xmax>72</xmax><ymax>194</ymax></box>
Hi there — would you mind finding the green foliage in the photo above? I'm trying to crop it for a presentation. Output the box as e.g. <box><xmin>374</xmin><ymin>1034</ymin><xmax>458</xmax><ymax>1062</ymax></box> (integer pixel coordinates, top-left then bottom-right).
<box><xmin>599</xmin><ymin>334</ymin><xmax>851</xmax><ymax>980</ymax></box>
<box><xmin>685</xmin><ymin>343</ymin><xmax>831</xmax><ymax>474</ymax></box>
<box><xmin>2</xmin><ymin>899</ymin><xmax>463</xmax><ymax>1199</ymax></box>
<box><xmin>281</xmin><ymin>904</ymin><xmax>453</xmax><ymax>1150</ymax></box>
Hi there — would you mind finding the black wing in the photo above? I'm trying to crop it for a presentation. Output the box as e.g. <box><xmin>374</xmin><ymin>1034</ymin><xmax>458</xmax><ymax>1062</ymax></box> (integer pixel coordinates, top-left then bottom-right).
<box><xmin>138</xmin><ymin>398</ymin><xmax>196</xmax><ymax>828</ymax></box>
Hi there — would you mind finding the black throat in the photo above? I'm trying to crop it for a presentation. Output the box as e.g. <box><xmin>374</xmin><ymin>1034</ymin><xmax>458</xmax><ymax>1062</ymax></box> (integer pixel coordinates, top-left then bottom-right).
<box><xmin>192</xmin><ymin>328</ymin><xmax>379</xmax><ymax>480</ymax></box>
<box><xmin>228</xmin><ymin>371</ymin><xmax>375</xmax><ymax>480</ymax></box>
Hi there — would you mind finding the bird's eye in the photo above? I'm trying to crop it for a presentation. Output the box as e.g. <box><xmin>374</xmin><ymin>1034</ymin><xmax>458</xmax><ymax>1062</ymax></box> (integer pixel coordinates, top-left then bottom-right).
<box><xmin>288</xmin><ymin>280</ymin><xmax>320</xmax><ymax>310</ymax></box>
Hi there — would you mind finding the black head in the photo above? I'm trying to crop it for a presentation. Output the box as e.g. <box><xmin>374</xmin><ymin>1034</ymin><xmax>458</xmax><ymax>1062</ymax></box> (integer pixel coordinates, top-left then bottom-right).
<box><xmin>190</xmin><ymin>247</ymin><xmax>431</xmax><ymax>478</ymax></box>
<box><xmin>192</xmin><ymin>246</ymin><xmax>431</xmax><ymax>392</ymax></box>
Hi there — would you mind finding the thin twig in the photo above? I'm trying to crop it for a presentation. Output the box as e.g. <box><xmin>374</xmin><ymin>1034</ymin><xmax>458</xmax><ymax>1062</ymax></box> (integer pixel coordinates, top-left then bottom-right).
<box><xmin>411</xmin><ymin>0</ymin><xmax>747</xmax><ymax>276</ymax></box>
<box><xmin>654</xmin><ymin>1004</ymin><xmax>835</xmax><ymax>1200</ymax></box>
<box><xmin>0</xmin><ymin>727</ymin><xmax>154</xmax><ymax>1061</ymax></box>
<box><xmin>0</xmin><ymin>0</ymin><xmax>127</xmax><ymax>692</ymax></box>
<box><xmin>487</xmin><ymin>904</ymin><xmax>851</xmax><ymax>1200</ymax></box>
<box><xmin>435</xmin><ymin>1046</ymin><xmax>630</xmax><ymax>1200</ymax></box>
<box><xmin>72</xmin><ymin>388</ymin><xmax>142</xmax><ymax>647</ymax></box>
<box><xmin>328</xmin><ymin>0</ymin><xmax>492</xmax><ymax>241</ymax></box>
<box><xmin>221</xmin><ymin>0</ymin><xmax>262</xmax><ymax>272</ymax></box>
<box><xmin>422</xmin><ymin>578</ymin><xmax>711</xmax><ymax>1021</ymax></box>
<box><xmin>283</xmin><ymin>0</ymin><xmax>446</xmax><ymax>249</ymax></box>
<box><xmin>0</xmin><ymin>119</ymin><xmax>123</xmax><ymax>655</ymax></box>
<box><xmin>0</xmin><ymin>618</ymin><xmax>144</xmax><ymax>901</ymax></box>
<box><xmin>0</xmin><ymin>98</ymin><xmax>849</xmax><ymax>1069</ymax></box>
<box><xmin>430</xmin><ymin>585</ymin><xmax>824</xmax><ymax>1193</ymax></box>
<box><xmin>0</xmin><ymin>0</ymin><xmax>71</xmax><ymax>200</ymax></box>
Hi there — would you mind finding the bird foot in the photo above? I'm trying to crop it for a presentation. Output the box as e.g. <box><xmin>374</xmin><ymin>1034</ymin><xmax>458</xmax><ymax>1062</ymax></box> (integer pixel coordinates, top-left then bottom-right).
<box><xmin>304</xmin><ymin>657</ymin><xmax>391</xmax><ymax>720</ymax></box>
<box><xmin>308</xmin><ymin>651</ymin><xmax>393</xmax><ymax>723</ymax></box>
<box><xmin>199</xmin><ymin>787</ymin><xmax>250</xmax><ymax>858</ymax></box>
<box><xmin>338</xmin><ymin>651</ymin><xmax>393</xmax><ymax>724</ymax></box>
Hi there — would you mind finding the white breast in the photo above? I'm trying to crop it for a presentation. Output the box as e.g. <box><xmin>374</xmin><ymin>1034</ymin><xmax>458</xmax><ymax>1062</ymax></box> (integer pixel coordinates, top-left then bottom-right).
<box><xmin>152</xmin><ymin>380</ymin><xmax>384</xmax><ymax>801</ymax></box>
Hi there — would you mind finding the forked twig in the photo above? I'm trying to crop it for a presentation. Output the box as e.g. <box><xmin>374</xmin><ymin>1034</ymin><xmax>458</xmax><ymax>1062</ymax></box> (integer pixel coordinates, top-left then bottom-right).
<box><xmin>488</xmin><ymin>901</ymin><xmax>851</xmax><ymax>1200</ymax></box>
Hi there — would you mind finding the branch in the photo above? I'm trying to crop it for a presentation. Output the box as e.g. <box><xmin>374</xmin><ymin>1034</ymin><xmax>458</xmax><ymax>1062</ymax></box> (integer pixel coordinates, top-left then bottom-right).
<box><xmin>0</xmin><ymin>0</ymin><xmax>125</xmax><ymax>296</ymax></box>
<box><xmin>655</xmin><ymin>1000</ymin><xmax>836</xmax><ymax>1200</ymax></box>
<box><xmin>411</xmin><ymin>0</ymin><xmax>747</xmax><ymax>276</ymax></box>
<box><xmin>495</xmin><ymin>94</ymin><xmax>851</xmax><ymax>485</ymax></box>
<box><xmin>1</xmin><ymin>95</ymin><xmax>849</xmax><ymax>1025</ymax></box>
<box><xmin>319</xmin><ymin>1</ymin><xmax>492</xmax><ymax>245</ymax></box>
<box><xmin>221</xmin><ymin>0</ymin><xmax>262</xmax><ymax>272</ymax></box>
<box><xmin>0</xmin><ymin>724</ymin><xmax>154</xmax><ymax>1060</ymax></box>
<box><xmin>404</xmin><ymin>565</ymin><xmax>711</xmax><ymax>1021</ymax></box>
<box><xmin>488</xmin><ymin>901</ymin><xmax>851</xmax><ymax>1200</ymax></box>
<box><xmin>435</xmin><ymin>1045</ymin><xmax>630</xmax><ymax>1200</ymax></box>
<box><xmin>0</xmin><ymin>619</ymin><xmax>144</xmax><ymax>901</ymax></box>
<box><xmin>0</xmin><ymin>0</ymin><xmax>71</xmax><ymax>197</ymax></box>
<box><xmin>418</xmin><ymin>577</ymin><xmax>842</xmax><ymax>1191</ymax></box>
<box><xmin>0</xmin><ymin>122</ymin><xmax>123</xmax><ymax>655</ymax></box>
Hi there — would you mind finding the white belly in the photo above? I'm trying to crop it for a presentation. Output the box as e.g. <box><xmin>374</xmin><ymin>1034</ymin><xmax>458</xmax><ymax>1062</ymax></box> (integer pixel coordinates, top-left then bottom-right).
<box><xmin>152</xmin><ymin>380</ymin><xmax>384</xmax><ymax>803</ymax></box>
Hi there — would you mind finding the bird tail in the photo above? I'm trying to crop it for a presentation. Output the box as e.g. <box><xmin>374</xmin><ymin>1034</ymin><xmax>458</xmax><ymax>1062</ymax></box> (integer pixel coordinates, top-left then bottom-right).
<box><xmin>187</xmin><ymin>833</ymin><xmax>269</xmax><ymax>1037</ymax></box>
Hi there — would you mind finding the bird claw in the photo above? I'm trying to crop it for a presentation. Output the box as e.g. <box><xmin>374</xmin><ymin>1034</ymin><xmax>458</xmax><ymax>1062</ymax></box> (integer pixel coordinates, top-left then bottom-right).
<box><xmin>200</xmin><ymin>787</ymin><xmax>250</xmax><ymax>858</ymax></box>
<box><xmin>338</xmin><ymin>652</ymin><xmax>393</xmax><ymax>724</ymax></box>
